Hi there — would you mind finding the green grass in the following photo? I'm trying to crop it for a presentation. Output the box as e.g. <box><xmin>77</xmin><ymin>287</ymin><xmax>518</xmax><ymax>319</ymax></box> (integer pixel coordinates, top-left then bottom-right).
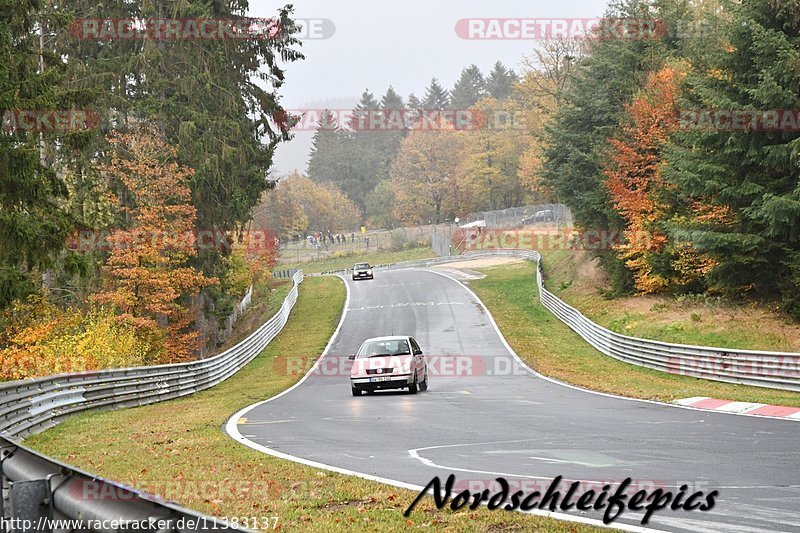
<box><xmin>218</xmin><ymin>278</ymin><xmax>292</xmax><ymax>351</ymax></box>
<box><xmin>537</xmin><ymin>250</ymin><xmax>800</xmax><ymax>352</ymax></box>
<box><xmin>27</xmin><ymin>274</ymin><xmax>604</xmax><ymax>532</ymax></box>
<box><xmin>470</xmin><ymin>261</ymin><xmax>800</xmax><ymax>407</ymax></box>
<box><xmin>282</xmin><ymin>246</ymin><xmax>436</xmax><ymax>274</ymax></box>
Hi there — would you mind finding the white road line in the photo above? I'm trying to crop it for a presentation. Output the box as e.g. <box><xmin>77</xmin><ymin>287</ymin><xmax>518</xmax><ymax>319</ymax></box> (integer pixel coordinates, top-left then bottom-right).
<box><xmin>423</xmin><ymin>268</ymin><xmax>800</xmax><ymax>424</ymax></box>
<box><xmin>229</xmin><ymin>267</ymin><xmax>799</xmax><ymax>531</ymax></box>
<box><xmin>239</xmin><ymin>419</ymin><xmax>296</xmax><ymax>425</ymax></box>
<box><xmin>348</xmin><ymin>301</ymin><xmax>465</xmax><ymax>311</ymax></box>
<box><xmin>224</xmin><ymin>273</ymin><xmax>663</xmax><ymax>533</ymax></box>
<box><xmin>408</xmin><ymin>440</ymin><xmax>624</xmax><ymax>485</ymax></box>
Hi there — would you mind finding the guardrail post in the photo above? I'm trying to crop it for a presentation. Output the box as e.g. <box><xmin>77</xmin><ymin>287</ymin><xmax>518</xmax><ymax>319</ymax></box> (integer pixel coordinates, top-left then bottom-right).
<box><xmin>9</xmin><ymin>478</ymin><xmax>52</xmax><ymax>532</ymax></box>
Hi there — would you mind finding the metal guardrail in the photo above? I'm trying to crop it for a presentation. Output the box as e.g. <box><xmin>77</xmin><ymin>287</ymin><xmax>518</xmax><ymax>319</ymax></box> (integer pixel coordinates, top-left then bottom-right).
<box><xmin>4</xmin><ymin>247</ymin><xmax>797</xmax><ymax>530</ymax></box>
<box><xmin>271</xmin><ymin>268</ymin><xmax>299</xmax><ymax>279</ymax></box>
<box><xmin>345</xmin><ymin>249</ymin><xmax>800</xmax><ymax>391</ymax></box>
<box><xmin>0</xmin><ymin>270</ymin><xmax>304</xmax><ymax>531</ymax></box>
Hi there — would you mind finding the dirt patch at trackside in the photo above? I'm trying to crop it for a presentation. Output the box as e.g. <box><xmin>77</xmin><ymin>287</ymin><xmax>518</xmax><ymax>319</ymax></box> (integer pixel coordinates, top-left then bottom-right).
<box><xmin>435</xmin><ymin>257</ymin><xmax>524</xmax><ymax>270</ymax></box>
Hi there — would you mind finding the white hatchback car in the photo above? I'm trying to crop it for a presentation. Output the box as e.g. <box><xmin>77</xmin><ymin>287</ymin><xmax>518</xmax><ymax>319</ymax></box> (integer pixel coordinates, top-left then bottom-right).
<box><xmin>349</xmin><ymin>336</ymin><xmax>428</xmax><ymax>396</ymax></box>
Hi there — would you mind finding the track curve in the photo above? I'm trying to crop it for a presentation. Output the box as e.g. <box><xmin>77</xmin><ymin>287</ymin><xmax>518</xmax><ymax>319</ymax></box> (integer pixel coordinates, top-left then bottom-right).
<box><xmin>227</xmin><ymin>267</ymin><xmax>800</xmax><ymax>533</ymax></box>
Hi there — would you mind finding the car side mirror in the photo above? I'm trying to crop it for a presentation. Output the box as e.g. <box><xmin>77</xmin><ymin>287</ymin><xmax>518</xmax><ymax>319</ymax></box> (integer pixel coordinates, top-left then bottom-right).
<box><xmin>348</xmin><ymin>355</ymin><xmax>355</xmax><ymax>360</ymax></box>
<box><xmin>413</xmin><ymin>349</ymin><xmax>423</xmax><ymax>355</ymax></box>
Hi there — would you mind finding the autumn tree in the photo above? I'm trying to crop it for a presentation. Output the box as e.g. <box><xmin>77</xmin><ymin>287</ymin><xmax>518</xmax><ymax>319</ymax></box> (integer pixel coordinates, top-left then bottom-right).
<box><xmin>93</xmin><ymin>130</ymin><xmax>217</xmax><ymax>363</ymax></box>
<box><xmin>604</xmin><ymin>65</ymin><xmax>715</xmax><ymax>293</ymax></box>
<box><xmin>390</xmin><ymin>128</ymin><xmax>465</xmax><ymax>225</ymax></box>
<box><xmin>365</xmin><ymin>180</ymin><xmax>397</xmax><ymax>229</ymax></box>
<box><xmin>253</xmin><ymin>172</ymin><xmax>361</xmax><ymax>236</ymax></box>
<box><xmin>541</xmin><ymin>0</ymin><xmax>669</xmax><ymax>294</ymax></box>
<box><xmin>516</xmin><ymin>38</ymin><xmax>585</xmax><ymax>198</ymax></box>
<box><xmin>458</xmin><ymin>97</ymin><xmax>526</xmax><ymax>213</ymax></box>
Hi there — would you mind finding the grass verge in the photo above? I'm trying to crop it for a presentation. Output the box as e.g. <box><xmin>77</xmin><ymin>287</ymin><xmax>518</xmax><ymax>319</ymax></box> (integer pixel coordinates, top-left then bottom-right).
<box><xmin>469</xmin><ymin>261</ymin><xmax>800</xmax><ymax>407</ymax></box>
<box><xmin>27</xmin><ymin>274</ymin><xmax>604</xmax><ymax>532</ymax></box>
<box><xmin>539</xmin><ymin>250</ymin><xmax>800</xmax><ymax>351</ymax></box>
<box><xmin>218</xmin><ymin>278</ymin><xmax>292</xmax><ymax>351</ymax></box>
<box><xmin>281</xmin><ymin>246</ymin><xmax>435</xmax><ymax>274</ymax></box>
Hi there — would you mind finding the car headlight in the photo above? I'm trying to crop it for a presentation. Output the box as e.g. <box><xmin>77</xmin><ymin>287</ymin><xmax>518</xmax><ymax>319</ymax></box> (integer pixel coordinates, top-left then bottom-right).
<box><xmin>367</xmin><ymin>269</ymin><xmax>373</xmax><ymax>275</ymax></box>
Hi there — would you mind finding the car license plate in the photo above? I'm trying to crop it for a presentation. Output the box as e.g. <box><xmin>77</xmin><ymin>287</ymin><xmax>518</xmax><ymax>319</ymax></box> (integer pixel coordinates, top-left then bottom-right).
<box><xmin>370</xmin><ymin>377</ymin><xmax>391</xmax><ymax>382</ymax></box>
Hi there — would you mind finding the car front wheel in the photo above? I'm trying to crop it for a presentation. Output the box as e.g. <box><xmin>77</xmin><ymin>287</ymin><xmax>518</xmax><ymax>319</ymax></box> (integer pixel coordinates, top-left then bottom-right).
<box><xmin>351</xmin><ymin>386</ymin><xmax>363</xmax><ymax>396</ymax></box>
<box><xmin>408</xmin><ymin>375</ymin><xmax>418</xmax><ymax>394</ymax></box>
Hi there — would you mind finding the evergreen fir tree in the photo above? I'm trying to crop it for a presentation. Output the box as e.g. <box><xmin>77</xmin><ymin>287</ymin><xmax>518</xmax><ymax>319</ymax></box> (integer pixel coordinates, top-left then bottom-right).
<box><xmin>422</xmin><ymin>78</ymin><xmax>450</xmax><ymax>110</ymax></box>
<box><xmin>307</xmin><ymin>110</ymin><xmax>342</xmax><ymax>183</ymax></box>
<box><xmin>449</xmin><ymin>64</ymin><xmax>486</xmax><ymax>109</ymax></box>
<box><xmin>485</xmin><ymin>61</ymin><xmax>518</xmax><ymax>101</ymax></box>
<box><xmin>406</xmin><ymin>93</ymin><xmax>423</xmax><ymax>124</ymax></box>
<box><xmin>0</xmin><ymin>0</ymin><xmax>73</xmax><ymax>307</ymax></box>
<box><xmin>381</xmin><ymin>86</ymin><xmax>405</xmax><ymax>111</ymax></box>
<box><xmin>664</xmin><ymin>0</ymin><xmax>800</xmax><ymax>313</ymax></box>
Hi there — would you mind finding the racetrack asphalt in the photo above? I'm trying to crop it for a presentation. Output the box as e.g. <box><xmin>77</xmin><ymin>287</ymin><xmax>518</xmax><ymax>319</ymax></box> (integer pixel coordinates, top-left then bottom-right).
<box><xmin>228</xmin><ymin>267</ymin><xmax>800</xmax><ymax>533</ymax></box>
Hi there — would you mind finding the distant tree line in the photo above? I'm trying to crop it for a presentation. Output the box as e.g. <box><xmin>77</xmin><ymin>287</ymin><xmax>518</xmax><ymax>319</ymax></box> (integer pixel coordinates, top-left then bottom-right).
<box><xmin>295</xmin><ymin>61</ymin><xmax>537</xmax><ymax>232</ymax></box>
<box><xmin>0</xmin><ymin>0</ymin><xmax>303</xmax><ymax>376</ymax></box>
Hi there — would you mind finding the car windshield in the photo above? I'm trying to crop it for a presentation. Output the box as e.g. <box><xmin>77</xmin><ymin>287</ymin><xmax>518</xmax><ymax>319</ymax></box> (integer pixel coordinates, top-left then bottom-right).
<box><xmin>354</xmin><ymin>263</ymin><xmax>370</xmax><ymax>269</ymax></box>
<box><xmin>357</xmin><ymin>339</ymin><xmax>410</xmax><ymax>358</ymax></box>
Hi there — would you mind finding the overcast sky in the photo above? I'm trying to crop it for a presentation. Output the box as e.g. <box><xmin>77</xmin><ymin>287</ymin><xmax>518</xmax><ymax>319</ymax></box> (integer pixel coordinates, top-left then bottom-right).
<box><xmin>248</xmin><ymin>0</ymin><xmax>609</xmax><ymax>175</ymax></box>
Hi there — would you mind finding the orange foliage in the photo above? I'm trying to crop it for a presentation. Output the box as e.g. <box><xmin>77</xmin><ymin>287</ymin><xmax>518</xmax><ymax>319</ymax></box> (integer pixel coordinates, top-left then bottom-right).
<box><xmin>688</xmin><ymin>200</ymin><xmax>736</xmax><ymax>225</ymax></box>
<box><xmin>253</xmin><ymin>172</ymin><xmax>361</xmax><ymax>236</ymax></box>
<box><xmin>605</xmin><ymin>66</ymin><xmax>713</xmax><ymax>292</ymax></box>
<box><xmin>0</xmin><ymin>297</ymin><xmax>154</xmax><ymax>380</ymax></box>
<box><xmin>92</xmin><ymin>129</ymin><xmax>217</xmax><ymax>363</ymax></box>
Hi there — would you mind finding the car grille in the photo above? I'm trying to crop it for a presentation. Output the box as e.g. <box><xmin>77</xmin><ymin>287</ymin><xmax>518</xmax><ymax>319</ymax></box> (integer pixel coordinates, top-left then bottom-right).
<box><xmin>366</xmin><ymin>368</ymin><xmax>394</xmax><ymax>375</ymax></box>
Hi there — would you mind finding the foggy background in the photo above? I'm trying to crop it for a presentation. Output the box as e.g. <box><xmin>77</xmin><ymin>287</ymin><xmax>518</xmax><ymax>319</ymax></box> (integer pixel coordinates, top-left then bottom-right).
<box><xmin>248</xmin><ymin>0</ymin><xmax>608</xmax><ymax>176</ymax></box>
